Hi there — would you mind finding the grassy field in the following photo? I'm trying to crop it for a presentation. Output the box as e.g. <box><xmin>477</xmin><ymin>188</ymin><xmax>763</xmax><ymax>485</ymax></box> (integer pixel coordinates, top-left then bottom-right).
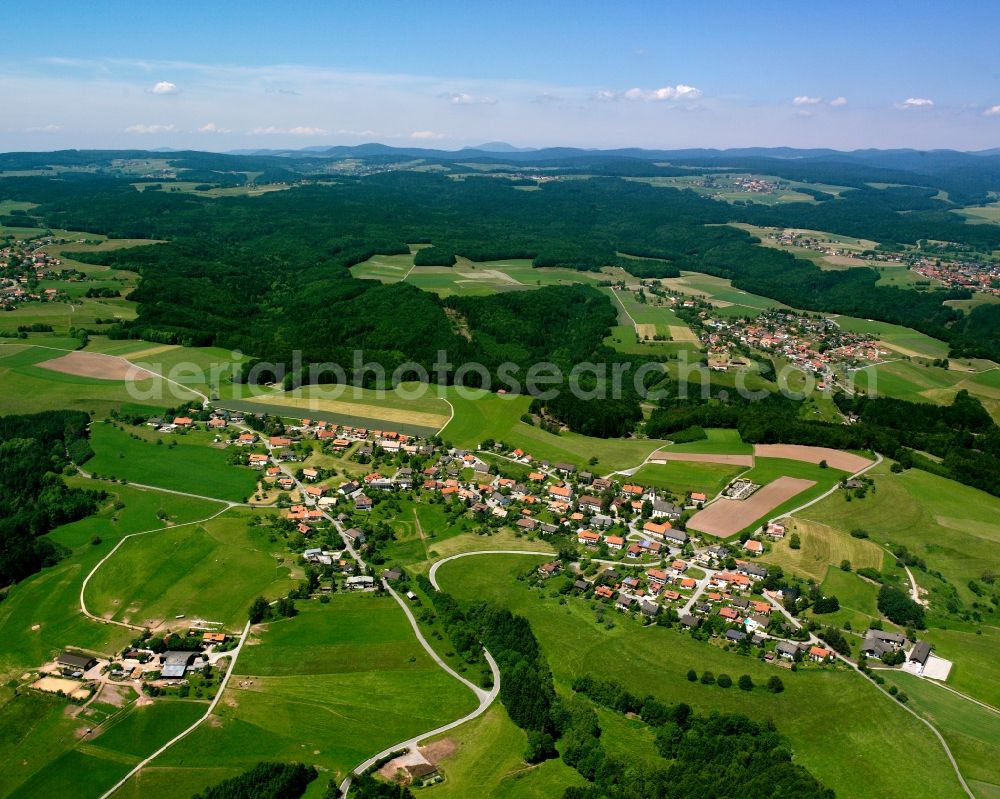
<box><xmin>660</xmin><ymin>271</ymin><xmax>790</xmax><ymax>316</ymax></box>
<box><xmin>801</xmin><ymin>460</ymin><xmax>1000</xmax><ymax>609</ymax></box>
<box><xmin>352</xmin><ymin>253</ymin><xmax>609</xmax><ymax>298</ymax></box>
<box><xmin>122</xmin><ymin>596</ymin><xmax>479</xmax><ymax>796</ymax></box>
<box><xmin>1</xmin><ymin>698</ymin><xmax>206</xmax><ymax>799</ymax></box>
<box><xmin>436</xmin><ymin>553</ymin><xmax>968</xmax><ymax>799</ymax></box>
<box><xmin>951</xmin><ymin>201</ymin><xmax>1000</xmax><ymax>225</ymax></box>
<box><xmin>919</xmin><ymin>626</ymin><xmax>1000</xmax><ymax>709</ymax></box>
<box><xmin>0</xmin><ymin>343</ymin><xmax>183</xmax><ymax>416</ymax></box>
<box><xmin>440</xmin><ymin>387</ymin><xmax>670</xmax><ymax>472</ymax></box>
<box><xmin>0</xmin><ymin>481</ymin><xmax>224</xmax><ymax>682</ymax></box>
<box><xmin>880</xmin><ymin>671</ymin><xmax>1000</xmax><ymax>796</ymax></box>
<box><xmin>660</xmin><ymin>428</ymin><xmax>753</xmax><ymax>455</ymax></box>
<box><xmin>729</xmin><ymin>222</ymin><xmax>882</xmax><ymax>271</ymax></box>
<box><xmin>87</xmin><ymin>422</ymin><xmax>258</xmax><ymax>502</ymax></box>
<box><xmin>84</xmin><ymin>509</ymin><xmax>297</xmax><ymax>631</ymax></box>
<box><xmin>833</xmin><ymin>316</ymin><xmax>950</xmax><ymax>359</ymax></box>
<box><xmin>762</xmin><ymin>518</ymin><xmax>885</xmax><ymax>582</ymax></box>
<box><xmin>423</xmin><ymin>705</ymin><xmax>586</xmax><ymax>799</ymax></box>
<box><xmin>813</xmin><ymin>564</ymin><xmax>885</xmax><ymax>631</ymax></box>
<box><xmin>628</xmin><ymin>461</ymin><xmax>746</xmax><ymax>497</ymax></box>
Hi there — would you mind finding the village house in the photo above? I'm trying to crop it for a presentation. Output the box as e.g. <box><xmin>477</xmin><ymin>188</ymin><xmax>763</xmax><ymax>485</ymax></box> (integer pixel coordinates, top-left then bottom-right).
<box><xmin>577</xmin><ymin>529</ymin><xmax>601</xmax><ymax>547</ymax></box>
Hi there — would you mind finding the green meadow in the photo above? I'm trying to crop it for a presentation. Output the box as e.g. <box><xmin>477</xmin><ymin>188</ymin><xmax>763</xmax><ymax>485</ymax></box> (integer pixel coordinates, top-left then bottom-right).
<box><xmin>84</xmin><ymin>509</ymin><xmax>297</xmax><ymax>631</ymax></box>
<box><xmin>1</xmin><ymin>698</ymin><xmax>205</xmax><ymax>799</ymax></box>
<box><xmin>440</xmin><ymin>387</ymin><xmax>669</xmax><ymax>472</ymax></box>
<box><xmin>880</xmin><ymin>671</ymin><xmax>1000</xmax><ymax>796</ymax></box>
<box><xmin>423</xmin><ymin>705</ymin><xmax>586</xmax><ymax>799</ymax></box>
<box><xmin>660</xmin><ymin>427</ymin><xmax>753</xmax><ymax>455</ymax></box>
<box><xmin>352</xmin><ymin>253</ymin><xmax>609</xmax><ymax>298</ymax></box>
<box><xmin>0</xmin><ymin>481</ymin><xmax>224</xmax><ymax>681</ymax></box>
<box><xmin>87</xmin><ymin>422</ymin><xmax>258</xmax><ymax>502</ymax></box>
<box><xmin>628</xmin><ymin>460</ymin><xmax>746</xmax><ymax>497</ymax></box>
<box><xmin>761</xmin><ymin>518</ymin><xmax>886</xmax><ymax>583</ymax></box>
<box><xmin>0</xmin><ymin>343</ymin><xmax>180</xmax><ymax>416</ymax></box>
<box><xmin>801</xmin><ymin>460</ymin><xmax>1000</xmax><ymax>609</ymax></box>
<box><xmin>120</xmin><ymin>596</ymin><xmax>479</xmax><ymax>796</ymax></box>
<box><xmin>436</xmin><ymin>553</ymin><xmax>968</xmax><ymax>799</ymax></box>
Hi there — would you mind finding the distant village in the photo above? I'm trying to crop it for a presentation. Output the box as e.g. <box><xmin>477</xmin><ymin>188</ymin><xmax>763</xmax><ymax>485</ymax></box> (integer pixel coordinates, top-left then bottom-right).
<box><xmin>0</xmin><ymin>239</ymin><xmax>71</xmax><ymax>309</ymax></box>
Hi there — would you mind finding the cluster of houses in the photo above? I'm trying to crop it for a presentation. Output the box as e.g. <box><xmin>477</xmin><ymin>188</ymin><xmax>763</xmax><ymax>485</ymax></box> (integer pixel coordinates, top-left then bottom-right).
<box><xmin>911</xmin><ymin>257</ymin><xmax>1000</xmax><ymax>296</ymax></box>
<box><xmin>699</xmin><ymin>309</ymin><xmax>889</xmax><ymax>379</ymax></box>
<box><xmin>0</xmin><ymin>241</ymin><xmax>67</xmax><ymax>308</ymax></box>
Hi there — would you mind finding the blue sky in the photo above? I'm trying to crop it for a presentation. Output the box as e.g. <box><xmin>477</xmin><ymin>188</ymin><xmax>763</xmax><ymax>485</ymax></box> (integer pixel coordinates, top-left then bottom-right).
<box><xmin>3</xmin><ymin>0</ymin><xmax>1000</xmax><ymax>151</ymax></box>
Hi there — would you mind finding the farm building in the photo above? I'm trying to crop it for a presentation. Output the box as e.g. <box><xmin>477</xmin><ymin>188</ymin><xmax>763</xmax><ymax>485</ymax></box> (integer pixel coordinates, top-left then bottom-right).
<box><xmin>57</xmin><ymin>651</ymin><xmax>96</xmax><ymax>673</ymax></box>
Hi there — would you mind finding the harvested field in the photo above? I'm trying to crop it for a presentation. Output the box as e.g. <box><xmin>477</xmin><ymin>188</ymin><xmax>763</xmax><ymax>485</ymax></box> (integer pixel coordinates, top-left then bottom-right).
<box><xmin>650</xmin><ymin>451</ymin><xmax>753</xmax><ymax>467</ymax></box>
<box><xmin>38</xmin><ymin>351</ymin><xmax>155</xmax><ymax>381</ymax></box>
<box><xmin>635</xmin><ymin>323</ymin><xmax>658</xmax><ymax>339</ymax></box>
<box><xmin>244</xmin><ymin>394</ymin><xmax>449</xmax><ymax>430</ymax></box>
<box><xmin>668</xmin><ymin>325</ymin><xmax>700</xmax><ymax>343</ymax></box>
<box><xmin>31</xmin><ymin>676</ymin><xmax>91</xmax><ymax>700</ymax></box>
<box><xmin>687</xmin><ymin>476</ymin><xmax>816</xmax><ymax>537</ymax></box>
<box><xmin>752</xmin><ymin>444</ymin><xmax>873</xmax><ymax>473</ymax></box>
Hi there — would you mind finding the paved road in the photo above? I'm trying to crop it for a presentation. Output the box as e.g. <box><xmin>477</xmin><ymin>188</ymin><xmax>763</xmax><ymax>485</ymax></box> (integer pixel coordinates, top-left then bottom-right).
<box><xmin>336</xmin><ymin>580</ymin><xmax>502</xmax><ymax>796</ymax></box>
<box><xmin>99</xmin><ymin>619</ymin><xmax>252</xmax><ymax>799</ymax></box>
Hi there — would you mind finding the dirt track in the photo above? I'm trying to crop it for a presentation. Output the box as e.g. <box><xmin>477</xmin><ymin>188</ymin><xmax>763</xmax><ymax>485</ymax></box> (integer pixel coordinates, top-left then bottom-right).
<box><xmin>38</xmin><ymin>351</ymin><xmax>155</xmax><ymax>381</ymax></box>
<box><xmin>687</xmin><ymin>476</ymin><xmax>816</xmax><ymax>537</ymax></box>
<box><xmin>650</xmin><ymin>451</ymin><xmax>754</xmax><ymax>467</ymax></box>
<box><xmin>752</xmin><ymin>444</ymin><xmax>873</xmax><ymax>473</ymax></box>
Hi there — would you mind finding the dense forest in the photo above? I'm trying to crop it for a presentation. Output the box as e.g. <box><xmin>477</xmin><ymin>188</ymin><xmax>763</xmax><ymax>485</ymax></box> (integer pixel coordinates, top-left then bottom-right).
<box><xmin>192</xmin><ymin>761</ymin><xmax>317</xmax><ymax>799</ymax></box>
<box><xmin>0</xmin><ymin>410</ymin><xmax>101</xmax><ymax>587</ymax></box>
<box><xmin>3</xmin><ymin>165</ymin><xmax>1000</xmax><ymax>371</ymax></box>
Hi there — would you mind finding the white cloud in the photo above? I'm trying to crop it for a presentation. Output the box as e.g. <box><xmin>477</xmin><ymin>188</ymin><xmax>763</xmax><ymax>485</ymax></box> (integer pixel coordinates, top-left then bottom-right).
<box><xmin>198</xmin><ymin>122</ymin><xmax>231</xmax><ymax>134</ymax></box>
<box><xmin>623</xmin><ymin>84</ymin><xmax>702</xmax><ymax>102</ymax></box>
<box><xmin>829</xmin><ymin>96</ymin><xmax>848</xmax><ymax>107</ymax></box>
<box><xmin>410</xmin><ymin>130</ymin><xmax>446</xmax><ymax>140</ymax></box>
<box><xmin>25</xmin><ymin>124</ymin><xmax>62</xmax><ymax>133</ymax></box>
<box><xmin>445</xmin><ymin>92</ymin><xmax>497</xmax><ymax>105</ymax></box>
<box><xmin>897</xmin><ymin>97</ymin><xmax>934</xmax><ymax>109</ymax></box>
<box><xmin>249</xmin><ymin>125</ymin><xmax>328</xmax><ymax>135</ymax></box>
<box><xmin>793</xmin><ymin>96</ymin><xmax>822</xmax><ymax>105</ymax></box>
<box><xmin>531</xmin><ymin>92</ymin><xmax>563</xmax><ymax>104</ymax></box>
<box><xmin>984</xmin><ymin>105</ymin><xmax>1000</xmax><ymax>117</ymax></box>
<box><xmin>151</xmin><ymin>80</ymin><xmax>178</xmax><ymax>95</ymax></box>
<box><xmin>124</xmin><ymin>123</ymin><xmax>177</xmax><ymax>134</ymax></box>
<box><xmin>593</xmin><ymin>89</ymin><xmax>617</xmax><ymax>102</ymax></box>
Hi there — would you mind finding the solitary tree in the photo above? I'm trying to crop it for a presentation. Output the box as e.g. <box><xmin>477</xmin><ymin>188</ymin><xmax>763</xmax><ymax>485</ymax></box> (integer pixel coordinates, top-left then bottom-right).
<box><xmin>738</xmin><ymin>674</ymin><xmax>754</xmax><ymax>691</ymax></box>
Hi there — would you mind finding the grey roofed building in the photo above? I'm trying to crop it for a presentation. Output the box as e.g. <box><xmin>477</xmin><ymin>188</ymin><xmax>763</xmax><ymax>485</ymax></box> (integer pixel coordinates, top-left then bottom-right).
<box><xmin>726</xmin><ymin>629</ymin><xmax>747</xmax><ymax>642</ymax></box>
<box><xmin>161</xmin><ymin>651</ymin><xmax>195</xmax><ymax>678</ymax></box>
<box><xmin>553</xmin><ymin>462</ymin><xmax>576</xmax><ymax>474</ymax></box>
<box><xmin>731</xmin><ymin>598</ymin><xmax>750</xmax><ymax>609</ymax></box>
<box><xmin>341</xmin><ymin>527</ymin><xmax>366</xmax><ymax>543</ymax></box>
<box><xmin>680</xmin><ymin>613</ymin><xmax>699</xmax><ymax>627</ymax></box>
<box><xmin>573</xmin><ymin>579</ymin><xmax>590</xmax><ymax>592</ymax></box>
<box><xmin>751</xmin><ymin>633</ymin><xmax>766</xmax><ymax>646</ymax></box>
<box><xmin>382</xmin><ymin>567</ymin><xmax>402</xmax><ymax>581</ymax></box>
<box><xmin>58</xmin><ymin>651</ymin><xmax>96</xmax><ymax>672</ymax></box>
<box><xmin>661</xmin><ymin>528</ymin><xmax>689</xmax><ymax>544</ymax></box>
<box><xmin>737</xmin><ymin>563</ymin><xmax>768</xmax><ymax>579</ymax></box>
<box><xmin>861</xmin><ymin>635</ymin><xmax>894</xmax><ymax>659</ymax></box>
<box><xmin>640</xmin><ymin>601</ymin><xmax>659</xmax><ymax>617</ymax></box>
<box><xmin>869</xmin><ymin>629</ymin><xmax>906</xmax><ymax>646</ymax></box>
<box><xmin>591</xmin><ymin>514</ymin><xmax>614</xmax><ymax>529</ymax></box>
<box><xmin>652</xmin><ymin>500</ymin><xmax>682</xmax><ymax>519</ymax></box>
<box><xmin>776</xmin><ymin>640</ymin><xmax>801</xmax><ymax>659</ymax></box>
<box><xmin>909</xmin><ymin>641</ymin><xmax>932</xmax><ymax>665</ymax></box>
<box><xmin>539</xmin><ymin>522</ymin><xmax>559</xmax><ymax>534</ymax></box>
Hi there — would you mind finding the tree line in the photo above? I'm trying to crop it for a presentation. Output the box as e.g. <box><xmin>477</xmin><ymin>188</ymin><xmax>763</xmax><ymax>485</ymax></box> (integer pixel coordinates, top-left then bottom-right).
<box><xmin>0</xmin><ymin>410</ymin><xmax>102</xmax><ymax>586</ymax></box>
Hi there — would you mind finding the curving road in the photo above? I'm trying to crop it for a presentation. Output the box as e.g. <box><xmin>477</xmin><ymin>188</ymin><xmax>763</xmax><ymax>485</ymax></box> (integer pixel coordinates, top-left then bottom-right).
<box><xmin>338</xmin><ymin>550</ymin><xmax>553</xmax><ymax>795</ymax></box>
